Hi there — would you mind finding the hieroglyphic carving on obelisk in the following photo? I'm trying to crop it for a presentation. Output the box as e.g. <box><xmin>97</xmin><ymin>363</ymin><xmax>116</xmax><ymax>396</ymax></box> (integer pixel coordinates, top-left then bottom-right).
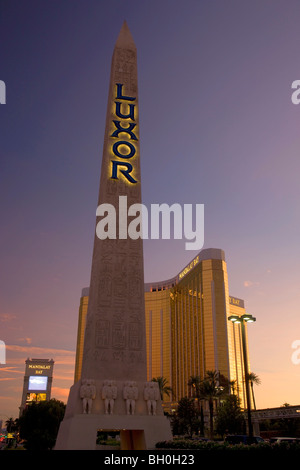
<box><xmin>80</xmin><ymin>20</ymin><xmax>147</xmax><ymax>382</ymax></box>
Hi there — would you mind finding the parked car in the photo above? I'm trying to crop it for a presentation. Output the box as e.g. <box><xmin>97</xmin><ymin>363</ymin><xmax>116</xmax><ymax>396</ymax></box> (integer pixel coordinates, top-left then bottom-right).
<box><xmin>269</xmin><ymin>437</ymin><xmax>300</xmax><ymax>444</ymax></box>
<box><xmin>225</xmin><ymin>435</ymin><xmax>265</xmax><ymax>445</ymax></box>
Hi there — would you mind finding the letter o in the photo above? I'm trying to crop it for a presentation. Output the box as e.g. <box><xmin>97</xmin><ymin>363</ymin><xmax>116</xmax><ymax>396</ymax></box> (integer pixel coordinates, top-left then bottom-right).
<box><xmin>113</xmin><ymin>141</ymin><xmax>136</xmax><ymax>159</ymax></box>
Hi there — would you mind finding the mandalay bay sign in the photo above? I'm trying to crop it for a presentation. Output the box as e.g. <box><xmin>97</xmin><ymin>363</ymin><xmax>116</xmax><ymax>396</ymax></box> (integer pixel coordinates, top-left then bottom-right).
<box><xmin>97</xmin><ymin>83</ymin><xmax>204</xmax><ymax>251</ymax></box>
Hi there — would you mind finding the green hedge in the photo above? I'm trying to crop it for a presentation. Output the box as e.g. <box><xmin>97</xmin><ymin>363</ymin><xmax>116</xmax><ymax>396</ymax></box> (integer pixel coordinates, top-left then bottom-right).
<box><xmin>155</xmin><ymin>439</ymin><xmax>300</xmax><ymax>453</ymax></box>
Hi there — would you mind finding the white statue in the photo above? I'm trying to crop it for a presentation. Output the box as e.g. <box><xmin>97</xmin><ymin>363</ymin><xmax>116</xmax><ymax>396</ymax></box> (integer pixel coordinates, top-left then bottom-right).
<box><xmin>80</xmin><ymin>379</ymin><xmax>96</xmax><ymax>414</ymax></box>
<box><xmin>102</xmin><ymin>380</ymin><xmax>118</xmax><ymax>414</ymax></box>
<box><xmin>123</xmin><ymin>381</ymin><xmax>138</xmax><ymax>415</ymax></box>
<box><xmin>144</xmin><ymin>381</ymin><xmax>160</xmax><ymax>415</ymax></box>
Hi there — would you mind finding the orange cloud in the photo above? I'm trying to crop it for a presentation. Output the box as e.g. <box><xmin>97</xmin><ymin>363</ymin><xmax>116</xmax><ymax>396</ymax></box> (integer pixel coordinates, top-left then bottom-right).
<box><xmin>0</xmin><ymin>313</ymin><xmax>16</xmax><ymax>322</ymax></box>
<box><xmin>51</xmin><ymin>387</ymin><xmax>70</xmax><ymax>402</ymax></box>
<box><xmin>17</xmin><ymin>337</ymin><xmax>32</xmax><ymax>345</ymax></box>
<box><xmin>244</xmin><ymin>280</ymin><xmax>260</xmax><ymax>288</ymax></box>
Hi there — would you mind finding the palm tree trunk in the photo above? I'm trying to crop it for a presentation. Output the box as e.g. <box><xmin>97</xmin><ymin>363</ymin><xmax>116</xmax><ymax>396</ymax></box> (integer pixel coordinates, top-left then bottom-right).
<box><xmin>209</xmin><ymin>399</ymin><xmax>214</xmax><ymax>440</ymax></box>
<box><xmin>250</xmin><ymin>381</ymin><xmax>256</xmax><ymax>410</ymax></box>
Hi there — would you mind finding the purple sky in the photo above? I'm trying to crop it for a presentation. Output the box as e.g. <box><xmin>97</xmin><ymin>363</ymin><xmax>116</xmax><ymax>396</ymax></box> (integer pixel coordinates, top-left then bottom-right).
<box><xmin>1</xmin><ymin>0</ymin><xmax>300</xmax><ymax>419</ymax></box>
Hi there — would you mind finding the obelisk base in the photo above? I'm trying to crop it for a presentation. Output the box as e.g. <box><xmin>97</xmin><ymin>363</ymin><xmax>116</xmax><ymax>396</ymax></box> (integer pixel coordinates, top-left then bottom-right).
<box><xmin>55</xmin><ymin>379</ymin><xmax>172</xmax><ymax>450</ymax></box>
<box><xmin>55</xmin><ymin>413</ymin><xmax>172</xmax><ymax>450</ymax></box>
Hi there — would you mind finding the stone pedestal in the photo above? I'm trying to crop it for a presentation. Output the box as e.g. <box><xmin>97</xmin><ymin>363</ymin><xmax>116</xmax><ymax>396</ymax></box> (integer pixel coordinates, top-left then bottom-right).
<box><xmin>55</xmin><ymin>414</ymin><xmax>172</xmax><ymax>450</ymax></box>
<box><xmin>55</xmin><ymin>379</ymin><xmax>172</xmax><ymax>450</ymax></box>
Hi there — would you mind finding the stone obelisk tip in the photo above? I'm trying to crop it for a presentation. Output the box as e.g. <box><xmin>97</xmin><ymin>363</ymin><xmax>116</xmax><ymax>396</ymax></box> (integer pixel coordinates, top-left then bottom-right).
<box><xmin>115</xmin><ymin>20</ymin><xmax>136</xmax><ymax>49</ymax></box>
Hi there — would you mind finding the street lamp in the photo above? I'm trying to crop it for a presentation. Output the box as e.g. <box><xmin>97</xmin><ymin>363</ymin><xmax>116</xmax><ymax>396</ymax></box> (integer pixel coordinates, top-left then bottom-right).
<box><xmin>228</xmin><ymin>313</ymin><xmax>256</xmax><ymax>438</ymax></box>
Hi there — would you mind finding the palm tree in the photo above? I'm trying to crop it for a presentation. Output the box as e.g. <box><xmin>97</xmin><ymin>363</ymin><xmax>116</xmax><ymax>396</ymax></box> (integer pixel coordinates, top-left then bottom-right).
<box><xmin>5</xmin><ymin>417</ymin><xmax>16</xmax><ymax>433</ymax></box>
<box><xmin>188</xmin><ymin>375</ymin><xmax>202</xmax><ymax>414</ymax></box>
<box><xmin>188</xmin><ymin>376</ymin><xmax>201</xmax><ymax>401</ymax></box>
<box><xmin>229</xmin><ymin>380</ymin><xmax>237</xmax><ymax>395</ymax></box>
<box><xmin>200</xmin><ymin>370</ymin><xmax>227</xmax><ymax>439</ymax></box>
<box><xmin>247</xmin><ymin>372</ymin><xmax>261</xmax><ymax>410</ymax></box>
<box><xmin>175</xmin><ymin>397</ymin><xmax>198</xmax><ymax>438</ymax></box>
<box><xmin>151</xmin><ymin>377</ymin><xmax>173</xmax><ymax>400</ymax></box>
<box><xmin>188</xmin><ymin>375</ymin><xmax>204</xmax><ymax>435</ymax></box>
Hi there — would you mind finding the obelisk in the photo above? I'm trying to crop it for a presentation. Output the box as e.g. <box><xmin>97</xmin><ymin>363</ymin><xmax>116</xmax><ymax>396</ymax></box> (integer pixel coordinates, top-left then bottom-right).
<box><xmin>55</xmin><ymin>22</ymin><xmax>172</xmax><ymax>450</ymax></box>
<box><xmin>81</xmin><ymin>20</ymin><xmax>146</xmax><ymax>383</ymax></box>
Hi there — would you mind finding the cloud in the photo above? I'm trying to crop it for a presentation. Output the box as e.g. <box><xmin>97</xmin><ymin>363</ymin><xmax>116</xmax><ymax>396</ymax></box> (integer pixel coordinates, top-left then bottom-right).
<box><xmin>0</xmin><ymin>365</ymin><xmax>23</xmax><ymax>376</ymax></box>
<box><xmin>244</xmin><ymin>280</ymin><xmax>260</xmax><ymax>288</ymax></box>
<box><xmin>17</xmin><ymin>337</ymin><xmax>32</xmax><ymax>345</ymax></box>
<box><xmin>0</xmin><ymin>376</ymin><xmax>19</xmax><ymax>382</ymax></box>
<box><xmin>0</xmin><ymin>313</ymin><xmax>16</xmax><ymax>322</ymax></box>
<box><xmin>51</xmin><ymin>387</ymin><xmax>70</xmax><ymax>401</ymax></box>
<box><xmin>2</xmin><ymin>344</ymin><xmax>75</xmax><ymax>378</ymax></box>
<box><xmin>6</xmin><ymin>344</ymin><xmax>75</xmax><ymax>357</ymax></box>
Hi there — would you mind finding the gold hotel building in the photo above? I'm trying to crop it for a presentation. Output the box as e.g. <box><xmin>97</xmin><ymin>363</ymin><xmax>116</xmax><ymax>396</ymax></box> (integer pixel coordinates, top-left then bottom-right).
<box><xmin>74</xmin><ymin>248</ymin><xmax>253</xmax><ymax>411</ymax></box>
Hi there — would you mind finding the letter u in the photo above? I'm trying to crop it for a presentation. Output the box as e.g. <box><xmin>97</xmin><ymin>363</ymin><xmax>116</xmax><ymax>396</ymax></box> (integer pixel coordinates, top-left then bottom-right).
<box><xmin>115</xmin><ymin>101</ymin><xmax>135</xmax><ymax>120</ymax></box>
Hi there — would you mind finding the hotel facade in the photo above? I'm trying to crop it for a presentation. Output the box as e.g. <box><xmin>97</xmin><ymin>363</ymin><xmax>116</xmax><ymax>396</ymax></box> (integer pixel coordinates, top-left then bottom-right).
<box><xmin>74</xmin><ymin>248</ymin><xmax>252</xmax><ymax>411</ymax></box>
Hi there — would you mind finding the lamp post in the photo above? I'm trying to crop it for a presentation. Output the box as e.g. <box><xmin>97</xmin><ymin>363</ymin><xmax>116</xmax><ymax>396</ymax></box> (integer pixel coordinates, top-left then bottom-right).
<box><xmin>228</xmin><ymin>313</ymin><xmax>256</xmax><ymax>438</ymax></box>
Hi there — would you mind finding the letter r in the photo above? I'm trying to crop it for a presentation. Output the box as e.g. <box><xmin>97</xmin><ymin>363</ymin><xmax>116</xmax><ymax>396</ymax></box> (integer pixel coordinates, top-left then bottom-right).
<box><xmin>111</xmin><ymin>161</ymin><xmax>137</xmax><ymax>184</ymax></box>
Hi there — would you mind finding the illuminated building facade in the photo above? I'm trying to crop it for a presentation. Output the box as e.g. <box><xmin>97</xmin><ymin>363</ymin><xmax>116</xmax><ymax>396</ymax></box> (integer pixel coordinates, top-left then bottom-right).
<box><xmin>19</xmin><ymin>358</ymin><xmax>54</xmax><ymax>416</ymax></box>
<box><xmin>74</xmin><ymin>287</ymin><xmax>89</xmax><ymax>383</ymax></box>
<box><xmin>75</xmin><ymin>248</ymin><xmax>253</xmax><ymax>411</ymax></box>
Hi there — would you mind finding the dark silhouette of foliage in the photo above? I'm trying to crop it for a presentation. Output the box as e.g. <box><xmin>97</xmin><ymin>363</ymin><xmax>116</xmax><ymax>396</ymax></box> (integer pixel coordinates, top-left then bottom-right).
<box><xmin>19</xmin><ymin>399</ymin><xmax>66</xmax><ymax>450</ymax></box>
<box><xmin>215</xmin><ymin>395</ymin><xmax>245</xmax><ymax>437</ymax></box>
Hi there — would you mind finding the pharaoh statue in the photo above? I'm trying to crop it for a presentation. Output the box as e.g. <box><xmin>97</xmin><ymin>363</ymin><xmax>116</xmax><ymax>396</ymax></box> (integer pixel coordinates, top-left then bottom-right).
<box><xmin>144</xmin><ymin>381</ymin><xmax>160</xmax><ymax>415</ymax></box>
<box><xmin>102</xmin><ymin>380</ymin><xmax>118</xmax><ymax>414</ymax></box>
<box><xmin>123</xmin><ymin>381</ymin><xmax>138</xmax><ymax>415</ymax></box>
<box><xmin>80</xmin><ymin>379</ymin><xmax>96</xmax><ymax>414</ymax></box>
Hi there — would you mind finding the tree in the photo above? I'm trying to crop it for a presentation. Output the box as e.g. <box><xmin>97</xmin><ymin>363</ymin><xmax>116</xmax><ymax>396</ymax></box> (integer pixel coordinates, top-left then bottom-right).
<box><xmin>278</xmin><ymin>404</ymin><xmax>300</xmax><ymax>437</ymax></box>
<box><xmin>248</xmin><ymin>372</ymin><xmax>261</xmax><ymax>410</ymax></box>
<box><xmin>4</xmin><ymin>417</ymin><xmax>18</xmax><ymax>448</ymax></box>
<box><xmin>171</xmin><ymin>397</ymin><xmax>198</xmax><ymax>438</ymax></box>
<box><xmin>215</xmin><ymin>395</ymin><xmax>245</xmax><ymax>437</ymax></box>
<box><xmin>152</xmin><ymin>377</ymin><xmax>172</xmax><ymax>400</ymax></box>
<box><xmin>229</xmin><ymin>380</ymin><xmax>237</xmax><ymax>395</ymax></box>
<box><xmin>188</xmin><ymin>375</ymin><xmax>204</xmax><ymax>435</ymax></box>
<box><xmin>19</xmin><ymin>399</ymin><xmax>66</xmax><ymax>450</ymax></box>
<box><xmin>188</xmin><ymin>376</ymin><xmax>201</xmax><ymax>399</ymax></box>
<box><xmin>200</xmin><ymin>370</ymin><xmax>227</xmax><ymax>439</ymax></box>
<box><xmin>188</xmin><ymin>376</ymin><xmax>201</xmax><ymax>408</ymax></box>
<box><xmin>5</xmin><ymin>417</ymin><xmax>17</xmax><ymax>433</ymax></box>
